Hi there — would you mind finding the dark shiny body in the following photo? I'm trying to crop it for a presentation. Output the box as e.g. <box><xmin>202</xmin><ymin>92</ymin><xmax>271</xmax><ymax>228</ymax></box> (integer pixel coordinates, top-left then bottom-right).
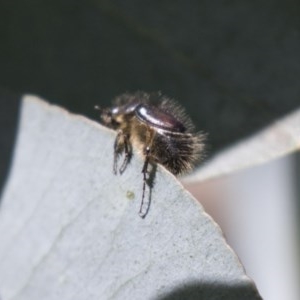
<box><xmin>96</xmin><ymin>91</ymin><xmax>204</xmax><ymax>217</ymax></box>
<box><xmin>136</xmin><ymin>104</ymin><xmax>186</xmax><ymax>133</ymax></box>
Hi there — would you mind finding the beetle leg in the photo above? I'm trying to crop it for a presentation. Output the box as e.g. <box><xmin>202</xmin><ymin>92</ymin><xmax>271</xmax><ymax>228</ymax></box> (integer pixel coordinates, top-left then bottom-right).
<box><xmin>119</xmin><ymin>133</ymin><xmax>131</xmax><ymax>174</ymax></box>
<box><xmin>139</xmin><ymin>146</ymin><xmax>150</xmax><ymax>217</ymax></box>
<box><xmin>113</xmin><ymin>130</ymin><xmax>124</xmax><ymax>175</ymax></box>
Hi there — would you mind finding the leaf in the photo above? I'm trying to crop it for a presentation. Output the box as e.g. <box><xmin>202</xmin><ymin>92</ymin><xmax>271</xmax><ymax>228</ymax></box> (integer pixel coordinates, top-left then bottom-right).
<box><xmin>0</xmin><ymin>95</ymin><xmax>261</xmax><ymax>300</ymax></box>
<box><xmin>184</xmin><ymin>107</ymin><xmax>300</xmax><ymax>184</ymax></box>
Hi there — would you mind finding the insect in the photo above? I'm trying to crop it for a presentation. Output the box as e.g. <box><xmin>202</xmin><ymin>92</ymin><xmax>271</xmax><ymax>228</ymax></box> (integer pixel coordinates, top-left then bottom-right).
<box><xmin>95</xmin><ymin>91</ymin><xmax>205</xmax><ymax>217</ymax></box>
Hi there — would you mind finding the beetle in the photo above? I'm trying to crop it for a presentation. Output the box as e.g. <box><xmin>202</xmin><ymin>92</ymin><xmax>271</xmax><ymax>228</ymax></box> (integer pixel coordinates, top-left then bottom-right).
<box><xmin>96</xmin><ymin>91</ymin><xmax>205</xmax><ymax>217</ymax></box>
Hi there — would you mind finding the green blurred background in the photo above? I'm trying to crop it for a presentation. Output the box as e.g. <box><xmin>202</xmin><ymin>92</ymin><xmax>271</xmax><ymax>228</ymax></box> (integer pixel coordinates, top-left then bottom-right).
<box><xmin>1</xmin><ymin>0</ymin><xmax>300</xmax><ymax>190</ymax></box>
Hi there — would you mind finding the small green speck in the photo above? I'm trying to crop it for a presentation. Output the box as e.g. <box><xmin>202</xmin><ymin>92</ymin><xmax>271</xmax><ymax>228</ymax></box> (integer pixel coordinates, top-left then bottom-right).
<box><xmin>126</xmin><ymin>190</ymin><xmax>135</xmax><ymax>200</ymax></box>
